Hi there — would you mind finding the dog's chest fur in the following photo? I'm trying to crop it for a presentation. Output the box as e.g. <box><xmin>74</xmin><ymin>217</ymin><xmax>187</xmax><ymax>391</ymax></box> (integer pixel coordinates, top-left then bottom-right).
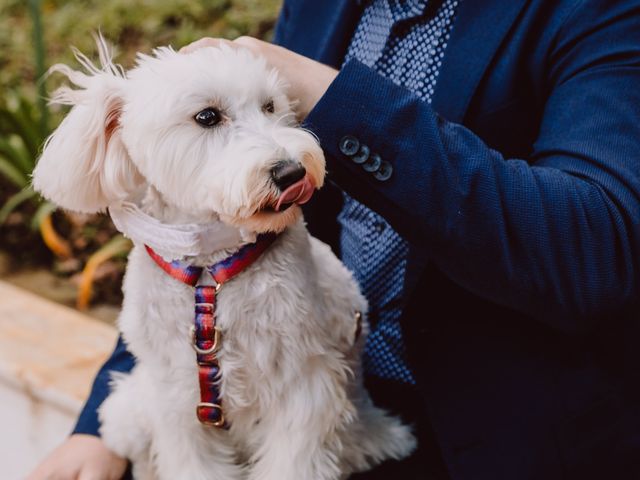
<box><xmin>117</xmin><ymin>220</ymin><xmax>365</xmax><ymax>438</ymax></box>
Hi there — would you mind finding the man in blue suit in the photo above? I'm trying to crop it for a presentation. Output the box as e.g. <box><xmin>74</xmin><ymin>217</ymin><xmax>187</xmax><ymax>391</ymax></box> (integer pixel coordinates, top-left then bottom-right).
<box><xmin>30</xmin><ymin>0</ymin><xmax>640</xmax><ymax>479</ymax></box>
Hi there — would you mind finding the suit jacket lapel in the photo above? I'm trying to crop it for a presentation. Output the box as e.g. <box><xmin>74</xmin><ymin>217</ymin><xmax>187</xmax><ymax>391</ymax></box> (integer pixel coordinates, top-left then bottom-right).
<box><xmin>281</xmin><ymin>0</ymin><xmax>361</xmax><ymax>67</ymax></box>
<box><xmin>315</xmin><ymin>0</ymin><xmax>363</xmax><ymax>66</ymax></box>
<box><xmin>431</xmin><ymin>0</ymin><xmax>530</xmax><ymax>123</ymax></box>
<box><xmin>404</xmin><ymin>0</ymin><xmax>530</xmax><ymax>302</ymax></box>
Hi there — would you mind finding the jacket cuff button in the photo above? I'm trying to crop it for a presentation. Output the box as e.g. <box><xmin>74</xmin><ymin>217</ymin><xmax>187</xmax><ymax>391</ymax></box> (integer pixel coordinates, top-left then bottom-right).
<box><xmin>339</xmin><ymin>135</ymin><xmax>360</xmax><ymax>156</ymax></box>
<box><xmin>373</xmin><ymin>161</ymin><xmax>393</xmax><ymax>181</ymax></box>
<box><xmin>352</xmin><ymin>144</ymin><xmax>370</xmax><ymax>164</ymax></box>
<box><xmin>363</xmin><ymin>153</ymin><xmax>382</xmax><ymax>172</ymax></box>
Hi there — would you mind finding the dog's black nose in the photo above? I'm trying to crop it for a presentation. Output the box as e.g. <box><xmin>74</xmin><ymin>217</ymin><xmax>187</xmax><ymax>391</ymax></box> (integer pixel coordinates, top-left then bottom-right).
<box><xmin>271</xmin><ymin>160</ymin><xmax>307</xmax><ymax>191</ymax></box>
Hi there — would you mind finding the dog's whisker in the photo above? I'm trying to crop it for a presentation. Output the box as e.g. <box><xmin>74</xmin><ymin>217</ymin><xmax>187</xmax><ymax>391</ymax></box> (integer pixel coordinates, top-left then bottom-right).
<box><xmin>275</xmin><ymin>111</ymin><xmax>296</xmax><ymax>125</ymax></box>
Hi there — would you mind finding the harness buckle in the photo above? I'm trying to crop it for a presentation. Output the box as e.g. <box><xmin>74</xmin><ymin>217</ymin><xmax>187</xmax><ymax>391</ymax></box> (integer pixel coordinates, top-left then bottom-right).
<box><xmin>190</xmin><ymin>325</ymin><xmax>221</xmax><ymax>355</ymax></box>
<box><xmin>196</xmin><ymin>402</ymin><xmax>226</xmax><ymax>427</ymax></box>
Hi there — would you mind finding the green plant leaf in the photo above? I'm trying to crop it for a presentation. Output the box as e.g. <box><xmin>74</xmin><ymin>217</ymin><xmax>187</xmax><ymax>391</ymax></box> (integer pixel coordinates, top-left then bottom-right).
<box><xmin>0</xmin><ymin>137</ymin><xmax>33</xmax><ymax>174</ymax></box>
<box><xmin>0</xmin><ymin>106</ymin><xmax>41</xmax><ymax>159</ymax></box>
<box><xmin>31</xmin><ymin>200</ymin><xmax>57</xmax><ymax>230</ymax></box>
<box><xmin>92</xmin><ymin>234</ymin><xmax>133</xmax><ymax>260</ymax></box>
<box><xmin>28</xmin><ymin>0</ymin><xmax>49</xmax><ymax>136</ymax></box>
<box><xmin>0</xmin><ymin>186</ymin><xmax>37</xmax><ymax>225</ymax></box>
<box><xmin>17</xmin><ymin>95</ymin><xmax>47</xmax><ymax>155</ymax></box>
<box><xmin>0</xmin><ymin>154</ymin><xmax>29</xmax><ymax>188</ymax></box>
<box><xmin>6</xmin><ymin>101</ymin><xmax>42</xmax><ymax>158</ymax></box>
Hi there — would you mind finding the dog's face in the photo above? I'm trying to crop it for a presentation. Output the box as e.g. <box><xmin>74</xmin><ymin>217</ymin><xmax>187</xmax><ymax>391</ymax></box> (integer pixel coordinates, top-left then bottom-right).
<box><xmin>33</xmin><ymin>42</ymin><xmax>325</xmax><ymax>233</ymax></box>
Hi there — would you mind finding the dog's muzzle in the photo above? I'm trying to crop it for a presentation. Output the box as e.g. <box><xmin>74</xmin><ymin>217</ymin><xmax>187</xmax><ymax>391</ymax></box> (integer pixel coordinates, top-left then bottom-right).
<box><xmin>270</xmin><ymin>160</ymin><xmax>315</xmax><ymax>212</ymax></box>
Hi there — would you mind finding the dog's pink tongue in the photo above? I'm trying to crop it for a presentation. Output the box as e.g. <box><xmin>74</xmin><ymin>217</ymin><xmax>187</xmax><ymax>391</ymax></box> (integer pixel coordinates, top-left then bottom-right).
<box><xmin>275</xmin><ymin>176</ymin><xmax>315</xmax><ymax>211</ymax></box>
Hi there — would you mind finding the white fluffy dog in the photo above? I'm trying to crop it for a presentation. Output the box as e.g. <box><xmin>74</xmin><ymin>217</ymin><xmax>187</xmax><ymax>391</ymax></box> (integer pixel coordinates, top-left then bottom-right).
<box><xmin>32</xmin><ymin>38</ymin><xmax>416</xmax><ymax>480</ymax></box>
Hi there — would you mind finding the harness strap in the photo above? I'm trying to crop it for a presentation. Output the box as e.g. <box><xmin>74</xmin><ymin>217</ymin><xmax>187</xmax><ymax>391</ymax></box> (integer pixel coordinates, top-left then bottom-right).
<box><xmin>194</xmin><ymin>287</ymin><xmax>225</xmax><ymax>427</ymax></box>
<box><xmin>145</xmin><ymin>232</ymin><xmax>278</xmax><ymax>428</ymax></box>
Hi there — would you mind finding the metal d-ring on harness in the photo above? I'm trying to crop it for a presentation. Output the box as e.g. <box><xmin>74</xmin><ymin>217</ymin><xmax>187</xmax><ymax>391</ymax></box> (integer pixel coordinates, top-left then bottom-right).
<box><xmin>145</xmin><ymin>233</ymin><xmax>278</xmax><ymax>428</ymax></box>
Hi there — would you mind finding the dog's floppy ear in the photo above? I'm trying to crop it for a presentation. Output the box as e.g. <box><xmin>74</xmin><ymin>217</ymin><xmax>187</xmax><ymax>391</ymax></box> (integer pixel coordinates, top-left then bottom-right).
<box><xmin>32</xmin><ymin>37</ymin><xmax>142</xmax><ymax>213</ymax></box>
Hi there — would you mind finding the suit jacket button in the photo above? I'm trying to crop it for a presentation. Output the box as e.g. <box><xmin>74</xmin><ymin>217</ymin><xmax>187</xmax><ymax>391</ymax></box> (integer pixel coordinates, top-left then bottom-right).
<box><xmin>373</xmin><ymin>161</ymin><xmax>393</xmax><ymax>181</ymax></box>
<box><xmin>339</xmin><ymin>135</ymin><xmax>360</xmax><ymax>156</ymax></box>
<box><xmin>352</xmin><ymin>144</ymin><xmax>370</xmax><ymax>164</ymax></box>
<box><xmin>363</xmin><ymin>153</ymin><xmax>382</xmax><ymax>172</ymax></box>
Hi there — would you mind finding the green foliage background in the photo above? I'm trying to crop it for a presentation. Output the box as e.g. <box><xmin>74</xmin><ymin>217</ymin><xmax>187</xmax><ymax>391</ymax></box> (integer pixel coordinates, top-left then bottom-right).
<box><xmin>0</xmin><ymin>0</ymin><xmax>282</xmax><ymax>97</ymax></box>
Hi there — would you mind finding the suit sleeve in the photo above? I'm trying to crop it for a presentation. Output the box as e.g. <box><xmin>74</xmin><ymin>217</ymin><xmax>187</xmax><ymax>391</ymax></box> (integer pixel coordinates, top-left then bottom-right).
<box><xmin>72</xmin><ymin>335</ymin><xmax>135</xmax><ymax>436</ymax></box>
<box><xmin>304</xmin><ymin>2</ymin><xmax>640</xmax><ymax>333</ymax></box>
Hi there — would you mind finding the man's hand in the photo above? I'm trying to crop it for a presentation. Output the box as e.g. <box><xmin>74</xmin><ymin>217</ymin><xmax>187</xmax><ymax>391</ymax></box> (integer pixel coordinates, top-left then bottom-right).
<box><xmin>181</xmin><ymin>37</ymin><xmax>339</xmax><ymax>119</ymax></box>
<box><xmin>26</xmin><ymin>434</ymin><xmax>128</xmax><ymax>480</ymax></box>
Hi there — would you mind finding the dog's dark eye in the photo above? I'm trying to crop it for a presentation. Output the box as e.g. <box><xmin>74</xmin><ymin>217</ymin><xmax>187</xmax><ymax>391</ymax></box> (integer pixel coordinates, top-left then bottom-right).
<box><xmin>194</xmin><ymin>108</ymin><xmax>222</xmax><ymax>128</ymax></box>
<box><xmin>262</xmin><ymin>100</ymin><xmax>275</xmax><ymax>114</ymax></box>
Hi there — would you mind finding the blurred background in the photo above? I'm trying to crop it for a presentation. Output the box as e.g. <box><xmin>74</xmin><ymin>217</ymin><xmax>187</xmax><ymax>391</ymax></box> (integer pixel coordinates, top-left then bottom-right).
<box><xmin>0</xmin><ymin>1</ymin><xmax>281</xmax><ymax>477</ymax></box>
<box><xmin>0</xmin><ymin>0</ymin><xmax>282</xmax><ymax>322</ymax></box>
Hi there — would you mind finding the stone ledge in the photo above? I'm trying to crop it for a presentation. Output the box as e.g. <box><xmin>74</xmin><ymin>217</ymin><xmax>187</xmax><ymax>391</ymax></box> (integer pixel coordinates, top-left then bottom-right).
<box><xmin>0</xmin><ymin>280</ymin><xmax>118</xmax><ymax>478</ymax></box>
<box><xmin>0</xmin><ymin>280</ymin><xmax>117</xmax><ymax>412</ymax></box>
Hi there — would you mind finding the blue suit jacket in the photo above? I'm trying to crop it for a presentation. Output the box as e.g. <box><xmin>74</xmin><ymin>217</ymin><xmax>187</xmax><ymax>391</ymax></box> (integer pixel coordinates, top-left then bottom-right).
<box><xmin>76</xmin><ymin>1</ymin><xmax>640</xmax><ymax>478</ymax></box>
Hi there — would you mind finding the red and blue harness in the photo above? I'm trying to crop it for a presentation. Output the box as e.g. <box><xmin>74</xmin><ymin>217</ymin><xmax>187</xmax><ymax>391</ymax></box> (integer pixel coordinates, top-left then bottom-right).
<box><xmin>145</xmin><ymin>233</ymin><xmax>278</xmax><ymax>428</ymax></box>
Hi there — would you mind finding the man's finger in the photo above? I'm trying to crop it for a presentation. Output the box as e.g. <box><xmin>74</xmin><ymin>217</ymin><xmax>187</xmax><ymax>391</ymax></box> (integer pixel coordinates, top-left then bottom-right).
<box><xmin>179</xmin><ymin>37</ymin><xmax>228</xmax><ymax>54</ymax></box>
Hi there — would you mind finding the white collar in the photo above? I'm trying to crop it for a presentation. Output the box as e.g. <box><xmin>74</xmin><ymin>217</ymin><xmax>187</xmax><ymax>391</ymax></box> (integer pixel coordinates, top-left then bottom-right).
<box><xmin>109</xmin><ymin>201</ymin><xmax>255</xmax><ymax>261</ymax></box>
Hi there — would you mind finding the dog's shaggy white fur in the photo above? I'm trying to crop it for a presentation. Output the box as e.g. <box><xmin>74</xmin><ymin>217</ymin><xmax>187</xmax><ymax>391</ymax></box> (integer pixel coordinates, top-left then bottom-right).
<box><xmin>32</xmin><ymin>38</ymin><xmax>416</xmax><ymax>480</ymax></box>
